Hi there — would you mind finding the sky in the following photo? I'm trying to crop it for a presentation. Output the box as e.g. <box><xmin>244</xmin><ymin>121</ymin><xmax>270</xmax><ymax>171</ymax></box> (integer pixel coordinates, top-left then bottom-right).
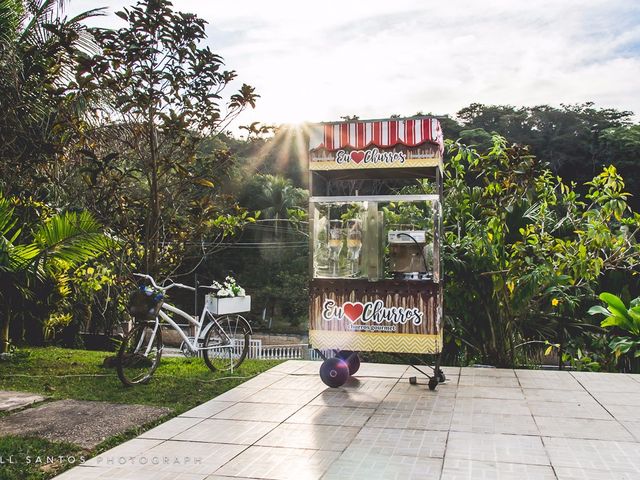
<box><xmin>68</xmin><ymin>0</ymin><xmax>640</xmax><ymax>129</ymax></box>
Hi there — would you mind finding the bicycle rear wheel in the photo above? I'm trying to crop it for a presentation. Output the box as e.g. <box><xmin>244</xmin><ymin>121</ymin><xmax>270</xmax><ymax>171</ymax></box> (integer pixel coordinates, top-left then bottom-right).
<box><xmin>116</xmin><ymin>321</ymin><xmax>162</xmax><ymax>386</ymax></box>
<box><xmin>202</xmin><ymin>314</ymin><xmax>250</xmax><ymax>372</ymax></box>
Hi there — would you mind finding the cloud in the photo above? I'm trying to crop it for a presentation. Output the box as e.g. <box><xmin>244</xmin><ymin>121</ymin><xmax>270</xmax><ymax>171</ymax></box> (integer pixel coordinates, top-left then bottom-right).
<box><xmin>69</xmin><ymin>0</ymin><xmax>640</xmax><ymax>126</ymax></box>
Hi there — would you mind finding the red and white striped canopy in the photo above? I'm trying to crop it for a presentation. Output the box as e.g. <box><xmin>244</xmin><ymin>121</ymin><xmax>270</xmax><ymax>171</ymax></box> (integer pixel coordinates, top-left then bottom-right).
<box><xmin>309</xmin><ymin>117</ymin><xmax>443</xmax><ymax>153</ymax></box>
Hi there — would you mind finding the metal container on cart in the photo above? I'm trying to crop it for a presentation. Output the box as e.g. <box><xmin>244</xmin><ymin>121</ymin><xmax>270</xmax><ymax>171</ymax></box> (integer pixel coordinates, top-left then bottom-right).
<box><xmin>307</xmin><ymin>116</ymin><xmax>445</xmax><ymax>389</ymax></box>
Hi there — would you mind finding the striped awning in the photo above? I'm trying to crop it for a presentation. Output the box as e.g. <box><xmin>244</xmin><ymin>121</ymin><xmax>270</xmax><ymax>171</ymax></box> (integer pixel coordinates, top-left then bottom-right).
<box><xmin>309</xmin><ymin>117</ymin><xmax>443</xmax><ymax>153</ymax></box>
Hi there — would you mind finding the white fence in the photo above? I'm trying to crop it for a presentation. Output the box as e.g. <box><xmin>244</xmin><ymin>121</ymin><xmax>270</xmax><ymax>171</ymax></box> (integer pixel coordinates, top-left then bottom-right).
<box><xmin>165</xmin><ymin>339</ymin><xmax>331</xmax><ymax>361</ymax></box>
<box><xmin>247</xmin><ymin>340</ymin><xmax>333</xmax><ymax>361</ymax></box>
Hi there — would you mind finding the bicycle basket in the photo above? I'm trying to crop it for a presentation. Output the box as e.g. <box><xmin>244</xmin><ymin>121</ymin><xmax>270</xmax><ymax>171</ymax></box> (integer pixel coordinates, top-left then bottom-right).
<box><xmin>128</xmin><ymin>287</ymin><xmax>164</xmax><ymax>320</ymax></box>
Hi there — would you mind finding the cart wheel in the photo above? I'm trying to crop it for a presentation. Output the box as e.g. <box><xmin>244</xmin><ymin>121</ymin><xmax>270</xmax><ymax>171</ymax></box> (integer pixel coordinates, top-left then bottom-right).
<box><xmin>409</xmin><ymin>376</ymin><xmax>417</xmax><ymax>385</ymax></box>
<box><xmin>436</xmin><ymin>369</ymin><xmax>446</xmax><ymax>383</ymax></box>
<box><xmin>319</xmin><ymin>358</ymin><xmax>349</xmax><ymax>388</ymax></box>
<box><xmin>337</xmin><ymin>350</ymin><xmax>360</xmax><ymax>376</ymax></box>
<box><xmin>428</xmin><ymin>377</ymin><xmax>439</xmax><ymax>391</ymax></box>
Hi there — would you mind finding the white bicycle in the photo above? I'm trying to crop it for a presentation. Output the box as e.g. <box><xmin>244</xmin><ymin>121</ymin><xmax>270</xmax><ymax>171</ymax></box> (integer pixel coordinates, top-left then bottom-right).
<box><xmin>116</xmin><ymin>273</ymin><xmax>251</xmax><ymax>386</ymax></box>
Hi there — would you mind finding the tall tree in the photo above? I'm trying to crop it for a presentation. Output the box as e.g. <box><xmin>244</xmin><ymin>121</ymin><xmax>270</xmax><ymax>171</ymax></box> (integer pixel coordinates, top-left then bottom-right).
<box><xmin>79</xmin><ymin>0</ymin><xmax>258</xmax><ymax>275</ymax></box>
<box><xmin>443</xmin><ymin>136</ymin><xmax>640</xmax><ymax>366</ymax></box>
<box><xmin>240</xmin><ymin>174</ymin><xmax>307</xmax><ymax>238</ymax></box>
<box><xmin>455</xmin><ymin>102</ymin><xmax>635</xmax><ymax>189</ymax></box>
<box><xmin>0</xmin><ymin>0</ymin><xmax>103</xmax><ymax>196</ymax></box>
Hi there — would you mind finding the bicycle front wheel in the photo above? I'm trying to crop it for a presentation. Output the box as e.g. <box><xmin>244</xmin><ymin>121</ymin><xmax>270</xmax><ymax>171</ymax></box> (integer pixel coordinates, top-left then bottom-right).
<box><xmin>203</xmin><ymin>314</ymin><xmax>250</xmax><ymax>372</ymax></box>
<box><xmin>116</xmin><ymin>321</ymin><xmax>162</xmax><ymax>386</ymax></box>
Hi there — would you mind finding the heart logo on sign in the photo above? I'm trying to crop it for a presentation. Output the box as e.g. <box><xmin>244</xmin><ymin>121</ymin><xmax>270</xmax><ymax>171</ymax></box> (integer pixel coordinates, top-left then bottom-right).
<box><xmin>343</xmin><ymin>302</ymin><xmax>364</xmax><ymax>322</ymax></box>
<box><xmin>350</xmin><ymin>150</ymin><xmax>365</xmax><ymax>164</ymax></box>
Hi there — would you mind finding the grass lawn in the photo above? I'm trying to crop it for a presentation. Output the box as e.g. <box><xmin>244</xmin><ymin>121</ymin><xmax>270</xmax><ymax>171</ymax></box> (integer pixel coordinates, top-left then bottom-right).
<box><xmin>0</xmin><ymin>346</ymin><xmax>281</xmax><ymax>480</ymax></box>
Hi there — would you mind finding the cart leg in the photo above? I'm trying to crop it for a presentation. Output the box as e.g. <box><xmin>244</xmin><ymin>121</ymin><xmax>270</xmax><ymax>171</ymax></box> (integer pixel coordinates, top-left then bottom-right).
<box><xmin>314</xmin><ymin>348</ymin><xmax>329</xmax><ymax>362</ymax></box>
<box><xmin>404</xmin><ymin>354</ymin><xmax>445</xmax><ymax>390</ymax></box>
<box><xmin>434</xmin><ymin>354</ymin><xmax>446</xmax><ymax>383</ymax></box>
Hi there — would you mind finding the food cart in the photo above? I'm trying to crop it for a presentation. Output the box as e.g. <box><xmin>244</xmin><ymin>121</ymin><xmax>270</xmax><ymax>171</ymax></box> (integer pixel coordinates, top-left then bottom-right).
<box><xmin>307</xmin><ymin>116</ymin><xmax>445</xmax><ymax>390</ymax></box>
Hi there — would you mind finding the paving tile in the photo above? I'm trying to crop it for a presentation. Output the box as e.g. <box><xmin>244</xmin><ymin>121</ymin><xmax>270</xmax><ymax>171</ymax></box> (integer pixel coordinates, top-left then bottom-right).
<box><xmin>337</xmin><ymin>376</ymin><xmax>398</xmax><ymax>394</ymax></box>
<box><xmin>49</xmin><ymin>467</ymin><xmax>113</xmax><ymax>480</ymax></box>
<box><xmin>572</xmin><ymin>371</ymin><xmax>637</xmax><ymax>381</ymax></box>
<box><xmin>455</xmin><ymin>386</ymin><xmax>524</xmax><ymax>400</ymax></box>
<box><xmin>205</xmin><ymin>476</ymin><xmax>258</xmax><ymax>480</ymax></box>
<box><xmin>378</xmin><ymin>392</ymin><xmax>456</xmax><ymax>412</ymax></box>
<box><xmin>571</xmin><ymin>372</ymin><xmax>640</xmax><ymax>393</ymax></box>
<box><xmin>268</xmin><ymin>375</ymin><xmax>328</xmax><ymax>391</ymax></box>
<box><xmin>242</xmin><ymin>388</ymin><xmax>320</xmax><ymax>405</ymax></box>
<box><xmin>285</xmin><ymin>404</ymin><xmax>374</xmax><ymax>427</ymax></box>
<box><xmin>579</xmin><ymin>381</ymin><xmax>640</xmax><ymax>393</ymax></box>
<box><xmin>120</xmin><ymin>471</ymin><xmax>207</xmax><ymax>480</ymax></box>
<box><xmin>450</xmin><ymin>412</ymin><xmax>539</xmax><ymax>435</ymax></box>
<box><xmin>310</xmin><ymin>390</ymin><xmax>387</xmax><ymax>409</ymax></box>
<box><xmin>590</xmin><ymin>391</ymin><xmax>640</xmax><ymax>406</ymax></box>
<box><xmin>205</xmin><ymin>476</ymin><xmax>259</xmax><ymax>480</ymax></box>
<box><xmin>256</xmin><ymin>423</ymin><xmax>359</xmax><ymax>451</ymax></box>
<box><xmin>236</xmin><ymin>372</ymin><xmax>287</xmax><ymax>390</ymax></box>
<box><xmin>621</xmin><ymin>420</ymin><xmax>640</xmax><ymax>441</ymax></box>
<box><xmin>212</xmin><ymin>402</ymin><xmax>301</xmax><ymax>423</ymax></box>
<box><xmin>323</xmin><ymin>453</ymin><xmax>442</xmax><ymax>480</ymax></box>
<box><xmin>554</xmin><ymin>466</ymin><xmax>639</xmax><ymax>480</ymax></box>
<box><xmin>84</xmin><ymin>442</ymin><xmax>244</xmax><ymax>475</ymax></box>
<box><xmin>603</xmin><ymin>403</ymin><xmax>640</xmax><ymax>421</ymax></box>
<box><xmin>58</xmin><ymin>466</ymin><xmax>208</xmax><ymax>479</ymax></box>
<box><xmin>84</xmin><ymin>438</ymin><xmax>163</xmax><ymax>466</ymax></box>
<box><xmin>367</xmin><ymin>408</ymin><xmax>453</xmax><ymax>431</ymax></box>
<box><xmin>132</xmin><ymin>440</ymin><xmax>246</xmax><ymax>475</ymax></box>
<box><xmin>213</xmin><ymin>387</ymin><xmax>263</xmax><ymax>403</ymax></box>
<box><xmin>340</xmin><ymin>426</ymin><xmax>448</xmax><ymax>459</ymax></box>
<box><xmin>173</xmin><ymin>419</ymin><xmax>277</xmax><ymax>445</ymax></box>
<box><xmin>517</xmin><ymin>376</ymin><xmax>583</xmax><ymax>390</ymax></box>
<box><xmin>543</xmin><ymin>436</ymin><xmax>640</xmax><ymax>473</ymax></box>
<box><xmin>454</xmin><ymin>398</ymin><xmax>531</xmax><ymax>416</ymax></box>
<box><xmin>521</xmin><ymin>388</ymin><xmax>593</xmax><ymax>403</ymax></box>
<box><xmin>628</xmin><ymin>373</ymin><xmax>640</xmax><ymax>384</ymax></box>
<box><xmin>294</xmin><ymin>362</ymin><xmax>331</xmax><ymax>376</ymax></box>
<box><xmin>214</xmin><ymin>445</ymin><xmax>340</xmax><ymax>480</ymax></box>
<box><xmin>352</xmin><ymin>362</ymin><xmax>409</xmax><ymax>378</ymax></box>
<box><xmin>458</xmin><ymin>376</ymin><xmax>520</xmax><ymax>388</ymax></box>
<box><xmin>446</xmin><ymin>432</ymin><xmax>550</xmax><ymax>465</ymax></box>
<box><xmin>179</xmin><ymin>401</ymin><xmax>235</xmax><ymax>419</ymax></box>
<box><xmin>527</xmin><ymin>400</ymin><xmax>612</xmax><ymax>420</ymax></box>
<box><xmin>460</xmin><ymin>367</ymin><xmax>516</xmax><ymax>377</ymax></box>
<box><xmin>267</xmin><ymin>360</ymin><xmax>314</xmax><ymax>374</ymax></box>
<box><xmin>139</xmin><ymin>417</ymin><xmax>203</xmax><ymax>440</ymax></box>
<box><xmin>515</xmin><ymin>369</ymin><xmax>576</xmax><ymax>379</ymax></box>
<box><xmin>441</xmin><ymin>458</ymin><xmax>556</xmax><ymax>480</ymax></box>
<box><xmin>535</xmin><ymin>416</ymin><xmax>634</xmax><ymax>441</ymax></box>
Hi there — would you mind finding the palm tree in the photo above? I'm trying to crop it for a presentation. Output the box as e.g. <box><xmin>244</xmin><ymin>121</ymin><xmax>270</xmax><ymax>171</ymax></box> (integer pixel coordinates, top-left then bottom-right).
<box><xmin>248</xmin><ymin>174</ymin><xmax>307</xmax><ymax>239</ymax></box>
<box><xmin>0</xmin><ymin>0</ymin><xmax>104</xmax><ymax>195</ymax></box>
<box><xmin>0</xmin><ymin>192</ymin><xmax>113</xmax><ymax>353</ymax></box>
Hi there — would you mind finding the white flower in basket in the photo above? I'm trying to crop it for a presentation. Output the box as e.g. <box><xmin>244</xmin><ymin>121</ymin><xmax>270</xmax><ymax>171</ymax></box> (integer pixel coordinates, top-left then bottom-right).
<box><xmin>206</xmin><ymin>276</ymin><xmax>250</xmax><ymax>314</ymax></box>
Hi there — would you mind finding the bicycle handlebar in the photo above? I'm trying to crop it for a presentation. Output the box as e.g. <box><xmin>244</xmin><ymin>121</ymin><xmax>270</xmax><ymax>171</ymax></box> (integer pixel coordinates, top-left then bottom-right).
<box><xmin>133</xmin><ymin>273</ymin><xmax>196</xmax><ymax>292</ymax></box>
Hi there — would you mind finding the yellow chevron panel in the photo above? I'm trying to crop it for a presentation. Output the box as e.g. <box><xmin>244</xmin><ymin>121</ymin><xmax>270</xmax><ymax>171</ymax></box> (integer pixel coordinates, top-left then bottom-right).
<box><xmin>309</xmin><ymin>330</ymin><xmax>442</xmax><ymax>354</ymax></box>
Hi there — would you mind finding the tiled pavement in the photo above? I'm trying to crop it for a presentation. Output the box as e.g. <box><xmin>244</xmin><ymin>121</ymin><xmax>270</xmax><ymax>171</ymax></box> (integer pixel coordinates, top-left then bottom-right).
<box><xmin>53</xmin><ymin>362</ymin><xmax>640</xmax><ymax>480</ymax></box>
